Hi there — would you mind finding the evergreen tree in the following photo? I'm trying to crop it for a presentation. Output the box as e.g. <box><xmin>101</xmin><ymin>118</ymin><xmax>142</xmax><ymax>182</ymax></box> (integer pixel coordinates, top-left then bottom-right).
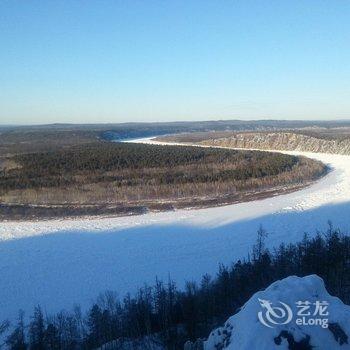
<box><xmin>29</xmin><ymin>306</ymin><xmax>45</xmax><ymax>350</ymax></box>
<box><xmin>6</xmin><ymin>311</ymin><xmax>27</xmax><ymax>350</ymax></box>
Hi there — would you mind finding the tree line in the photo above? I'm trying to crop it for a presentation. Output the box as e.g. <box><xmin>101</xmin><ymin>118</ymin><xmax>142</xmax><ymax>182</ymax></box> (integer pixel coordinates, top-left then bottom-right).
<box><xmin>1</xmin><ymin>143</ymin><xmax>302</xmax><ymax>190</ymax></box>
<box><xmin>0</xmin><ymin>142</ymin><xmax>327</xmax><ymax>219</ymax></box>
<box><xmin>1</xmin><ymin>223</ymin><xmax>350</xmax><ymax>349</ymax></box>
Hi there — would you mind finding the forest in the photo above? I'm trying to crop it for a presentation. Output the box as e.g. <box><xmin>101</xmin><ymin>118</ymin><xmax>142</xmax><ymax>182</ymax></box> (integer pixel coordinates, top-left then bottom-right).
<box><xmin>1</xmin><ymin>224</ymin><xmax>349</xmax><ymax>349</ymax></box>
<box><xmin>0</xmin><ymin>141</ymin><xmax>326</xmax><ymax>219</ymax></box>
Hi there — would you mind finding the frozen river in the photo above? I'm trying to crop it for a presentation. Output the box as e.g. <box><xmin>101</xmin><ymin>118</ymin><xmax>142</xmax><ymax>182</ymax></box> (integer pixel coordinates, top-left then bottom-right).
<box><xmin>1</xmin><ymin>139</ymin><xmax>350</xmax><ymax>321</ymax></box>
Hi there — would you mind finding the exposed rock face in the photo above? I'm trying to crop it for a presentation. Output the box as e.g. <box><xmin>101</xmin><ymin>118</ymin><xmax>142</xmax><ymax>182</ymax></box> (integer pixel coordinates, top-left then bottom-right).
<box><xmin>203</xmin><ymin>275</ymin><xmax>350</xmax><ymax>350</ymax></box>
<box><xmin>200</xmin><ymin>132</ymin><xmax>350</xmax><ymax>155</ymax></box>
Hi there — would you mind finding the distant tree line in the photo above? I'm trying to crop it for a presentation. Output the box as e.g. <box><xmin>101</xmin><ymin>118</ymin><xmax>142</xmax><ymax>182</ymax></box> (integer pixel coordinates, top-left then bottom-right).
<box><xmin>2</xmin><ymin>223</ymin><xmax>350</xmax><ymax>349</ymax></box>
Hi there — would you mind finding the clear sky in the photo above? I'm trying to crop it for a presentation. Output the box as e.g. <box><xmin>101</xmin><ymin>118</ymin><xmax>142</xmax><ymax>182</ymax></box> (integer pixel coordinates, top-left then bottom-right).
<box><xmin>1</xmin><ymin>0</ymin><xmax>349</xmax><ymax>124</ymax></box>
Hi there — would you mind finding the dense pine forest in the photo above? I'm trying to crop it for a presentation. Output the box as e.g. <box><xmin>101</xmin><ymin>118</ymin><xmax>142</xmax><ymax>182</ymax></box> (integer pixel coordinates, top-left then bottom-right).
<box><xmin>3</xmin><ymin>143</ymin><xmax>302</xmax><ymax>190</ymax></box>
<box><xmin>0</xmin><ymin>140</ymin><xmax>326</xmax><ymax>219</ymax></box>
<box><xmin>1</xmin><ymin>224</ymin><xmax>349</xmax><ymax>349</ymax></box>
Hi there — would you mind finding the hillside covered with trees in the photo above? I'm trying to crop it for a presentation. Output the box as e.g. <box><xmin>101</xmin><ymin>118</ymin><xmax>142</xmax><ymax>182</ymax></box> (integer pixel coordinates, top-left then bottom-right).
<box><xmin>156</xmin><ymin>128</ymin><xmax>350</xmax><ymax>155</ymax></box>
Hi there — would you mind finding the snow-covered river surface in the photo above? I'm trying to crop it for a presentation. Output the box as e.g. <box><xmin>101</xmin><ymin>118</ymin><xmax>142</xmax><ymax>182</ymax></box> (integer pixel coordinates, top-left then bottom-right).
<box><xmin>1</xmin><ymin>138</ymin><xmax>350</xmax><ymax>321</ymax></box>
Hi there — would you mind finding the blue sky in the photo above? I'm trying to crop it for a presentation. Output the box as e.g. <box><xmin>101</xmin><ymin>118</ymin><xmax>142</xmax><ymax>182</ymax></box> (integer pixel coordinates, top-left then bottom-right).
<box><xmin>1</xmin><ymin>1</ymin><xmax>349</xmax><ymax>124</ymax></box>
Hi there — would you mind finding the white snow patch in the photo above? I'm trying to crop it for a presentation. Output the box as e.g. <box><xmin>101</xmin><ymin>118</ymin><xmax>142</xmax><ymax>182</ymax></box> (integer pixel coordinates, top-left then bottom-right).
<box><xmin>204</xmin><ymin>275</ymin><xmax>350</xmax><ymax>350</ymax></box>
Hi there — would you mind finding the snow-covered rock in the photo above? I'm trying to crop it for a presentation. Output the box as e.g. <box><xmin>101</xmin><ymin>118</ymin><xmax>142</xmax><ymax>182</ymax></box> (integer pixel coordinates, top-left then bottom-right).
<box><xmin>204</xmin><ymin>275</ymin><xmax>350</xmax><ymax>350</ymax></box>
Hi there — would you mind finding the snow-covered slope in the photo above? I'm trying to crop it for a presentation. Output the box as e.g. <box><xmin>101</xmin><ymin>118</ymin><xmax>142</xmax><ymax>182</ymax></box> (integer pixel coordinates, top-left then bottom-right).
<box><xmin>202</xmin><ymin>275</ymin><xmax>350</xmax><ymax>350</ymax></box>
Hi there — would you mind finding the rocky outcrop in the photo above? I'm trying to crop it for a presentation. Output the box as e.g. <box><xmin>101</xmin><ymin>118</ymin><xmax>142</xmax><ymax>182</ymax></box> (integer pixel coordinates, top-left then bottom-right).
<box><xmin>202</xmin><ymin>275</ymin><xmax>350</xmax><ymax>350</ymax></box>
<box><xmin>200</xmin><ymin>132</ymin><xmax>350</xmax><ymax>155</ymax></box>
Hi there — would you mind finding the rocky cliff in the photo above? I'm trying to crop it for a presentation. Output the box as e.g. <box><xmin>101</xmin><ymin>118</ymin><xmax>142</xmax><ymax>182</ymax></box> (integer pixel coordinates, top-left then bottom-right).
<box><xmin>200</xmin><ymin>132</ymin><xmax>350</xmax><ymax>155</ymax></box>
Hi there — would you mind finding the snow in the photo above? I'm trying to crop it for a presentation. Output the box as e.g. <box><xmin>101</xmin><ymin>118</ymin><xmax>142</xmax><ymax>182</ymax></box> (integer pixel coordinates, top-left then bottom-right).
<box><xmin>203</xmin><ymin>275</ymin><xmax>350</xmax><ymax>349</ymax></box>
<box><xmin>98</xmin><ymin>336</ymin><xmax>164</xmax><ymax>350</ymax></box>
<box><xmin>1</xmin><ymin>138</ymin><xmax>350</xmax><ymax>323</ymax></box>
